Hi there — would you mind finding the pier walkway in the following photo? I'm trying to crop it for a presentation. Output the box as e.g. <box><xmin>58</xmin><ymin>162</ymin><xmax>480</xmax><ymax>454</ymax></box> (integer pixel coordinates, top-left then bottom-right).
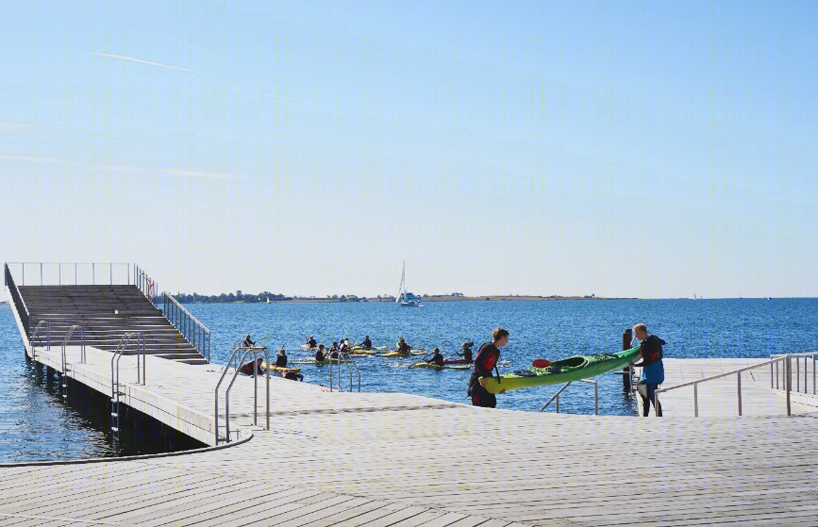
<box><xmin>4</xmin><ymin>344</ymin><xmax>818</xmax><ymax>526</ymax></box>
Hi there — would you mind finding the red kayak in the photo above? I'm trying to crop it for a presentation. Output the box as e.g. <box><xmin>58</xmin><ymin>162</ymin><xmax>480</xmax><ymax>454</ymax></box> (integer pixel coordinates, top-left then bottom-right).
<box><xmin>443</xmin><ymin>358</ymin><xmax>472</xmax><ymax>365</ymax></box>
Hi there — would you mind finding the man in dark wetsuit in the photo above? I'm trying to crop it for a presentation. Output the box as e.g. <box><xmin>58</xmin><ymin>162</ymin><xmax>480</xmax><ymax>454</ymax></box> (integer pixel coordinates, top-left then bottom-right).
<box><xmin>306</xmin><ymin>335</ymin><xmax>317</xmax><ymax>347</ymax></box>
<box><xmin>275</xmin><ymin>347</ymin><xmax>288</xmax><ymax>368</ymax></box>
<box><xmin>397</xmin><ymin>337</ymin><xmax>412</xmax><ymax>355</ymax></box>
<box><xmin>243</xmin><ymin>335</ymin><xmax>256</xmax><ymax>348</ymax></box>
<box><xmin>427</xmin><ymin>348</ymin><xmax>444</xmax><ymax>366</ymax></box>
<box><xmin>468</xmin><ymin>328</ymin><xmax>509</xmax><ymax>408</ymax></box>
<box><xmin>460</xmin><ymin>342</ymin><xmax>474</xmax><ymax>362</ymax></box>
<box><xmin>360</xmin><ymin>335</ymin><xmax>373</xmax><ymax>349</ymax></box>
<box><xmin>314</xmin><ymin>344</ymin><xmax>326</xmax><ymax>362</ymax></box>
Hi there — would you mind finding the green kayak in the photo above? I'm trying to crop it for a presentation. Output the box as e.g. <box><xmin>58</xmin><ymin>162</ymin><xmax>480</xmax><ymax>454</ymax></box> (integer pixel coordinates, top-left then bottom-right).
<box><xmin>481</xmin><ymin>346</ymin><xmax>641</xmax><ymax>394</ymax></box>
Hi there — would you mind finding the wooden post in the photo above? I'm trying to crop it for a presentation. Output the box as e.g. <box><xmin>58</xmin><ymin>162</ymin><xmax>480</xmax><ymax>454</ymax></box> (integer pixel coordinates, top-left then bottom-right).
<box><xmin>622</xmin><ymin>328</ymin><xmax>633</xmax><ymax>392</ymax></box>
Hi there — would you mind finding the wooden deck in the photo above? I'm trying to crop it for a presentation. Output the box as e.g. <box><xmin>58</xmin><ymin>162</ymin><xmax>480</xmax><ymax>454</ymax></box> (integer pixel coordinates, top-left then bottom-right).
<box><xmin>2</xmin><ymin>345</ymin><xmax>817</xmax><ymax>526</ymax></box>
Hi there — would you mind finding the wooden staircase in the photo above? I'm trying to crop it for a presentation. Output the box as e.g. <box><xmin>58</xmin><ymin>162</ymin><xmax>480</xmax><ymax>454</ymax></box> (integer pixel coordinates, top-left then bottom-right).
<box><xmin>19</xmin><ymin>285</ymin><xmax>208</xmax><ymax>365</ymax></box>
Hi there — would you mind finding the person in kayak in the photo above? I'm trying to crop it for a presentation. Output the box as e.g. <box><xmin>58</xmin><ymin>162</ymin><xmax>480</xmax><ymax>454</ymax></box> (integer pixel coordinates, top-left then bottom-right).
<box><xmin>275</xmin><ymin>347</ymin><xmax>288</xmax><ymax>368</ymax></box>
<box><xmin>283</xmin><ymin>370</ymin><xmax>304</xmax><ymax>381</ymax></box>
<box><xmin>459</xmin><ymin>342</ymin><xmax>474</xmax><ymax>362</ymax></box>
<box><xmin>314</xmin><ymin>344</ymin><xmax>326</xmax><ymax>362</ymax></box>
<box><xmin>359</xmin><ymin>335</ymin><xmax>373</xmax><ymax>349</ymax></box>
<box><xmin>239</xmin><ymin>357</ymin><xmax>265</xmax><ymax>375</ymax></box>
<box><xmin>306</xmin><ymin>335</ymin><xmax>317</xmax><ymax>347</ymax></box>
<box><xmin>427</xmin><ymin>348</ymin><xmax>444</xmax><ymax>366</ymax></box>
<box><xmin>396</xmin><ymin>337</ymin><xmax>412</xmax><ymax>355</ymax></box>
<box><xmin>468</xmin><ymin>328</ymin><xmax>510</xmax><ymax>407</ymax></box>
<box><xmin>632</xmin><ymin>323</ymin><xmax>665</xmax><ymax>417</ymax></box>
<box><xmin>242</xmin><ymin>334</ymin><xmax>256</xmax><ymax>348</ymax></box>
<box><xmin>340</xmin><ymin>338</ymin><xmax>351</xmax><ymax>353</ymax></box>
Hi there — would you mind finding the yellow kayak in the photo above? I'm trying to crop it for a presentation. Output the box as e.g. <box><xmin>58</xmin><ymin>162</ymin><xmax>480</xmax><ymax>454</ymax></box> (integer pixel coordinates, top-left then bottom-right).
<box><xmin>261</xmin><ymin>363</ymin><xmax>301</xmax><ymax>374</ymax></box>
<box><xmin>408</xmin><ymin>362</ymin><xmax>470</xmax><ymax>370</ymax></box>
<box><xmin>299</xmin><ymin>344</ymin><xmax>320</xmax><ymax>350</ymax></box>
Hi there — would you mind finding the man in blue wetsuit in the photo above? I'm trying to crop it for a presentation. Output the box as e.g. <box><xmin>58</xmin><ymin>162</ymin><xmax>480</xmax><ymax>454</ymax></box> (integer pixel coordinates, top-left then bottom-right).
<box><xmin>633</xmin><ymin>323</ymin><xmax>665</xmax><ymax>417</ymax></box>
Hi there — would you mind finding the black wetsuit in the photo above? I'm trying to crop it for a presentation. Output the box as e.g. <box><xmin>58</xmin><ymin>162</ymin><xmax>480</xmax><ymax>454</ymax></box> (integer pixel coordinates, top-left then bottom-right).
<box><xmin>314</xmin><ymin>350</ymin><xmax>325</xmax><ymax>361</ymax></box>
<box><xmin>362</xmin><ymin>338</ymin><xmax>372</xmax><ymax>349</ymax></box>
<box><xmin>275</xmin><ymin>354</ymin><xmax>288</xmax><ymax>368</ymax></box>
<box><xmin>468</xmin><ymin>342</ymin><xmax>501</xmax><ymax>407</ymax></box>
<box><xmin>428</xmin><ymin>353</ymin><xmax>444</xmax><ymax>366</ymax></box>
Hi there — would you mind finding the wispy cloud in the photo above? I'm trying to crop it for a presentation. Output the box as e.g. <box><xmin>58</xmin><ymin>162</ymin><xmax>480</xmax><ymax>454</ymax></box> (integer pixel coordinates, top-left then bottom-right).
<box><xmin>0</xmin><ymin>155</ymin><xmax>235</xmax><ymax>179</ymax></box>
<box><xmin>91</xmin><ymin>164</ymin><xmax>236</xmax><ymax>179</ymax></box>
<box><xmin>91</xmin><ymin>52</ymin><xmax>200</xmax><ymax>74</ymax></box>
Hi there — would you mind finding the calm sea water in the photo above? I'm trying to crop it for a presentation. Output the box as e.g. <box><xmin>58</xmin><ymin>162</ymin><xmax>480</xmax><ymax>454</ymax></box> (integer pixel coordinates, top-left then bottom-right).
<box><xmin>2</xmin><ymin>298</ymin><xmax>817</xmax><ymax>462</ymax></box>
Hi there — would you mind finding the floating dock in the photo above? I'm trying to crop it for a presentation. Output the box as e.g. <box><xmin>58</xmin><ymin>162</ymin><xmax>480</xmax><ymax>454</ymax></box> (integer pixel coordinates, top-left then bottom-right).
<box><xmin>3</xmin><ymin>264</ymin><xmax>818</xmax><ymax>526</ymax></box>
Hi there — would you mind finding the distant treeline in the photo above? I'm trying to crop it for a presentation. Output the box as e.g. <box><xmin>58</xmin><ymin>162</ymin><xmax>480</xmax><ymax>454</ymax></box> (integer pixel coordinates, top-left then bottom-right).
<box><xmin>167</xmin><ymin>291</ymin><xmax>397</xmax><ymax>304</ymax></box>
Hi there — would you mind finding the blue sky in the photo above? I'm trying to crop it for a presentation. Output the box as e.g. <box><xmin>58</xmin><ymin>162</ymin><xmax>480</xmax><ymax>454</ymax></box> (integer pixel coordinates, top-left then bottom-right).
<box><xmin>1</xmin><ymin>1</ymin><xmax>816</xmax><ymax>299</ymax></box>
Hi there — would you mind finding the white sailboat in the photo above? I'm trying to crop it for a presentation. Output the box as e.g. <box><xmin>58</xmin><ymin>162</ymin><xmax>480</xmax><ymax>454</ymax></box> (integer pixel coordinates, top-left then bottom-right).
<box><xmin>396</xmin><ymin>262</ymin><xmax>422</xmax><ymax>307</ymax></box>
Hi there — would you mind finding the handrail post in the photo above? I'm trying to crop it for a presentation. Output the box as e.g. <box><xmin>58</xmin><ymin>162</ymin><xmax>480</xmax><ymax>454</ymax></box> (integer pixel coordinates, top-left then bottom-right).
<box><xmin>737</xmin><ymin>372</ymin><xmax>742</xmax><ymax>416</ymax></box>
<box><xmin>786</xmin><ymin>355</ymin><xmax>792</xmax><ymax>416</ymax></box>
<box><xmin>694</xmin><ymin>383</ymin><xmax>698</xmax><ymax>417</ymax></box>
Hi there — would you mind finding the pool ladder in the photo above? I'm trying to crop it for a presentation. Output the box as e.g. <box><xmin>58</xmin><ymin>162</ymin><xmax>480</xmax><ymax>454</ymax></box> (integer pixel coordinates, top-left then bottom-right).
<box><xmin>60</xmin><ymin>324</ymin><xmax>86</xmax><ymax>399</ymax></box>
<box><xmin>110</xmin><ymin>332</ymin><xmax>146</xmax><ymax>441</ymax></box>
<box><xmin>328</xmin><ymin>351</ymin><xmax>361</xmax><ymax>392</ymax></box>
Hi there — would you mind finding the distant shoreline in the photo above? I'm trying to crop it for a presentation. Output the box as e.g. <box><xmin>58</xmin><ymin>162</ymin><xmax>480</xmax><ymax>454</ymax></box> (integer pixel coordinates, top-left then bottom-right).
<box><xmin>160</xmin><ymin>295</ymin><xmax>637</xmax><ymax>305</ymax></box>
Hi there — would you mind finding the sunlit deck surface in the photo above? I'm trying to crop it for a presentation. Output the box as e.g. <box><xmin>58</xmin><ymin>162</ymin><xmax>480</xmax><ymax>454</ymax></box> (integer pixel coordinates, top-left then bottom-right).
<box><xmin>3</xmin><ymin>347</ymin><xmax>817</xmax><ymax>526</ymax></box>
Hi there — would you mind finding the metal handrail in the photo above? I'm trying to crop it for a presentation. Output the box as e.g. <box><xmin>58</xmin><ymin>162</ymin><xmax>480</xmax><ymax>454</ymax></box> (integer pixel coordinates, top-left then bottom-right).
<box><xmin>539</xmin><ymin>379</ymin><xmax>599</xmax><ymax>414</ymax></box>
<box><xmin>135</xmin><ymin>265</ymin><xmax>157</xmax><ymax>305</ymax></box>
<box><xmin>214</xmin><ymin>346</ymin><xmax>270</xmax><ymax>444</ymax></box>
<box><xmin>770</xmin><ymin>352</ymin><xmax>816</xmax><ymax>396</ymax></box>
<box><xmin>61</xmin><ymin>325</ymin><xmax>86</xmax><ymax>375</ymax></box>
<box><xmin>29</xmin><ymin>320</ymin><xmax>51</xmax><ymax>359</ymax></box>
<box><xmin>328</xmin><ymin>352</ymin><xmax>361</xmax><ymax>392</ymax></box>
<box><xmin>163</xmin><ymin>292</ymin><xmax>211</xmax><ymax>362</ymax></box>
<box><xmin>654</xmin><ymin>356</ymin><xmax>791</xmax><ymax>417</ymax></box>
<box><xmin>110</xmin><ymin>332</ymin><xmax>147</xmax><ymax>399</ymax></box>
<box><xmin>4</xmin><ymin>263</ymin><xmax>31</xmax><ymax>337</ymax></box>
<box><xmin>6</xmin><ymin>262</ymin><xmax>131</xmax><ymax>286</ymax></box>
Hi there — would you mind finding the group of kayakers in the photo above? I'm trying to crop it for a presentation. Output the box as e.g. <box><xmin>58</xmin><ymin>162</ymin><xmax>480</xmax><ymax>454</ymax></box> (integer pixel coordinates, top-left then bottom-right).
<box><xmin>238</xmin><ymin>335</ymin><xmax>303</xmax><ymax>381</ymax></box>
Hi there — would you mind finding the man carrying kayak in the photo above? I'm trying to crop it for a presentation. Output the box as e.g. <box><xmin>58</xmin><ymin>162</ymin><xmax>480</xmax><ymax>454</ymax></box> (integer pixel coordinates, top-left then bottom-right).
<box><xmin>632</xmin><ymin>323</ymin><xmax>665</xmax><ymax>417</ymax></box>
<box><xmin>468</xmin><ymin>328</ymin><xmax>509</xmax><ymax>407</ymax></box>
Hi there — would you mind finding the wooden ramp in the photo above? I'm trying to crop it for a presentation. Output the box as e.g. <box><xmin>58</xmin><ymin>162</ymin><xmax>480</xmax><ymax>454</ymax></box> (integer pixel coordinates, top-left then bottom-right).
<box><xmin>5</xmin><ymin>344</ymin><xmax>818</xmax><ymax>526</ymax></box>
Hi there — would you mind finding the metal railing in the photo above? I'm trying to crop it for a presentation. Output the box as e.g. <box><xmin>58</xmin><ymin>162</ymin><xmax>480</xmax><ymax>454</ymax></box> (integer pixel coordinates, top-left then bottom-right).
<box><xmin>654</xmin><ymin>355</ymin><xmax>792</xmax><ymax>417</ymax></box>
<box><xmin>4</xmin><ymin>263</ymin><xmax>30</xmax><ymax>337</ymax></box>
<box><xmin>771</xmin><ymin>352</ymin><xmax>816</xmax><ymax>397</ymax></box>
<box><xmin>328</xmin><ymin>352</ymin><xmax>361</xmax><ymax>392</ymax></box>
<box><xmin>29</xmin><ymin>320</ymin><xmax>51</xmax><ymax>360</ymax></box>
<box><xmin>215</xmin><ymin>346</ymin><xmax>270</xmax><ymax>444</ymax></box>
<box><xmin>539</xmin><ymin>379</ymin><xmax>599</xmax><ymax>414</ymax></box>
<box><xmin>135</xmin><ymin>265</ymin><xmax>157</xmax><ymax>305</ymax></box>
<box><xmin>163</xmin><ymin>292</ymin><xmax>211</xmax><ymax>362</ymax></box>
<box><xmin>5</xmin><ymin>262</ymin><xmax>131</xmax><ymax>286</ymax></box>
